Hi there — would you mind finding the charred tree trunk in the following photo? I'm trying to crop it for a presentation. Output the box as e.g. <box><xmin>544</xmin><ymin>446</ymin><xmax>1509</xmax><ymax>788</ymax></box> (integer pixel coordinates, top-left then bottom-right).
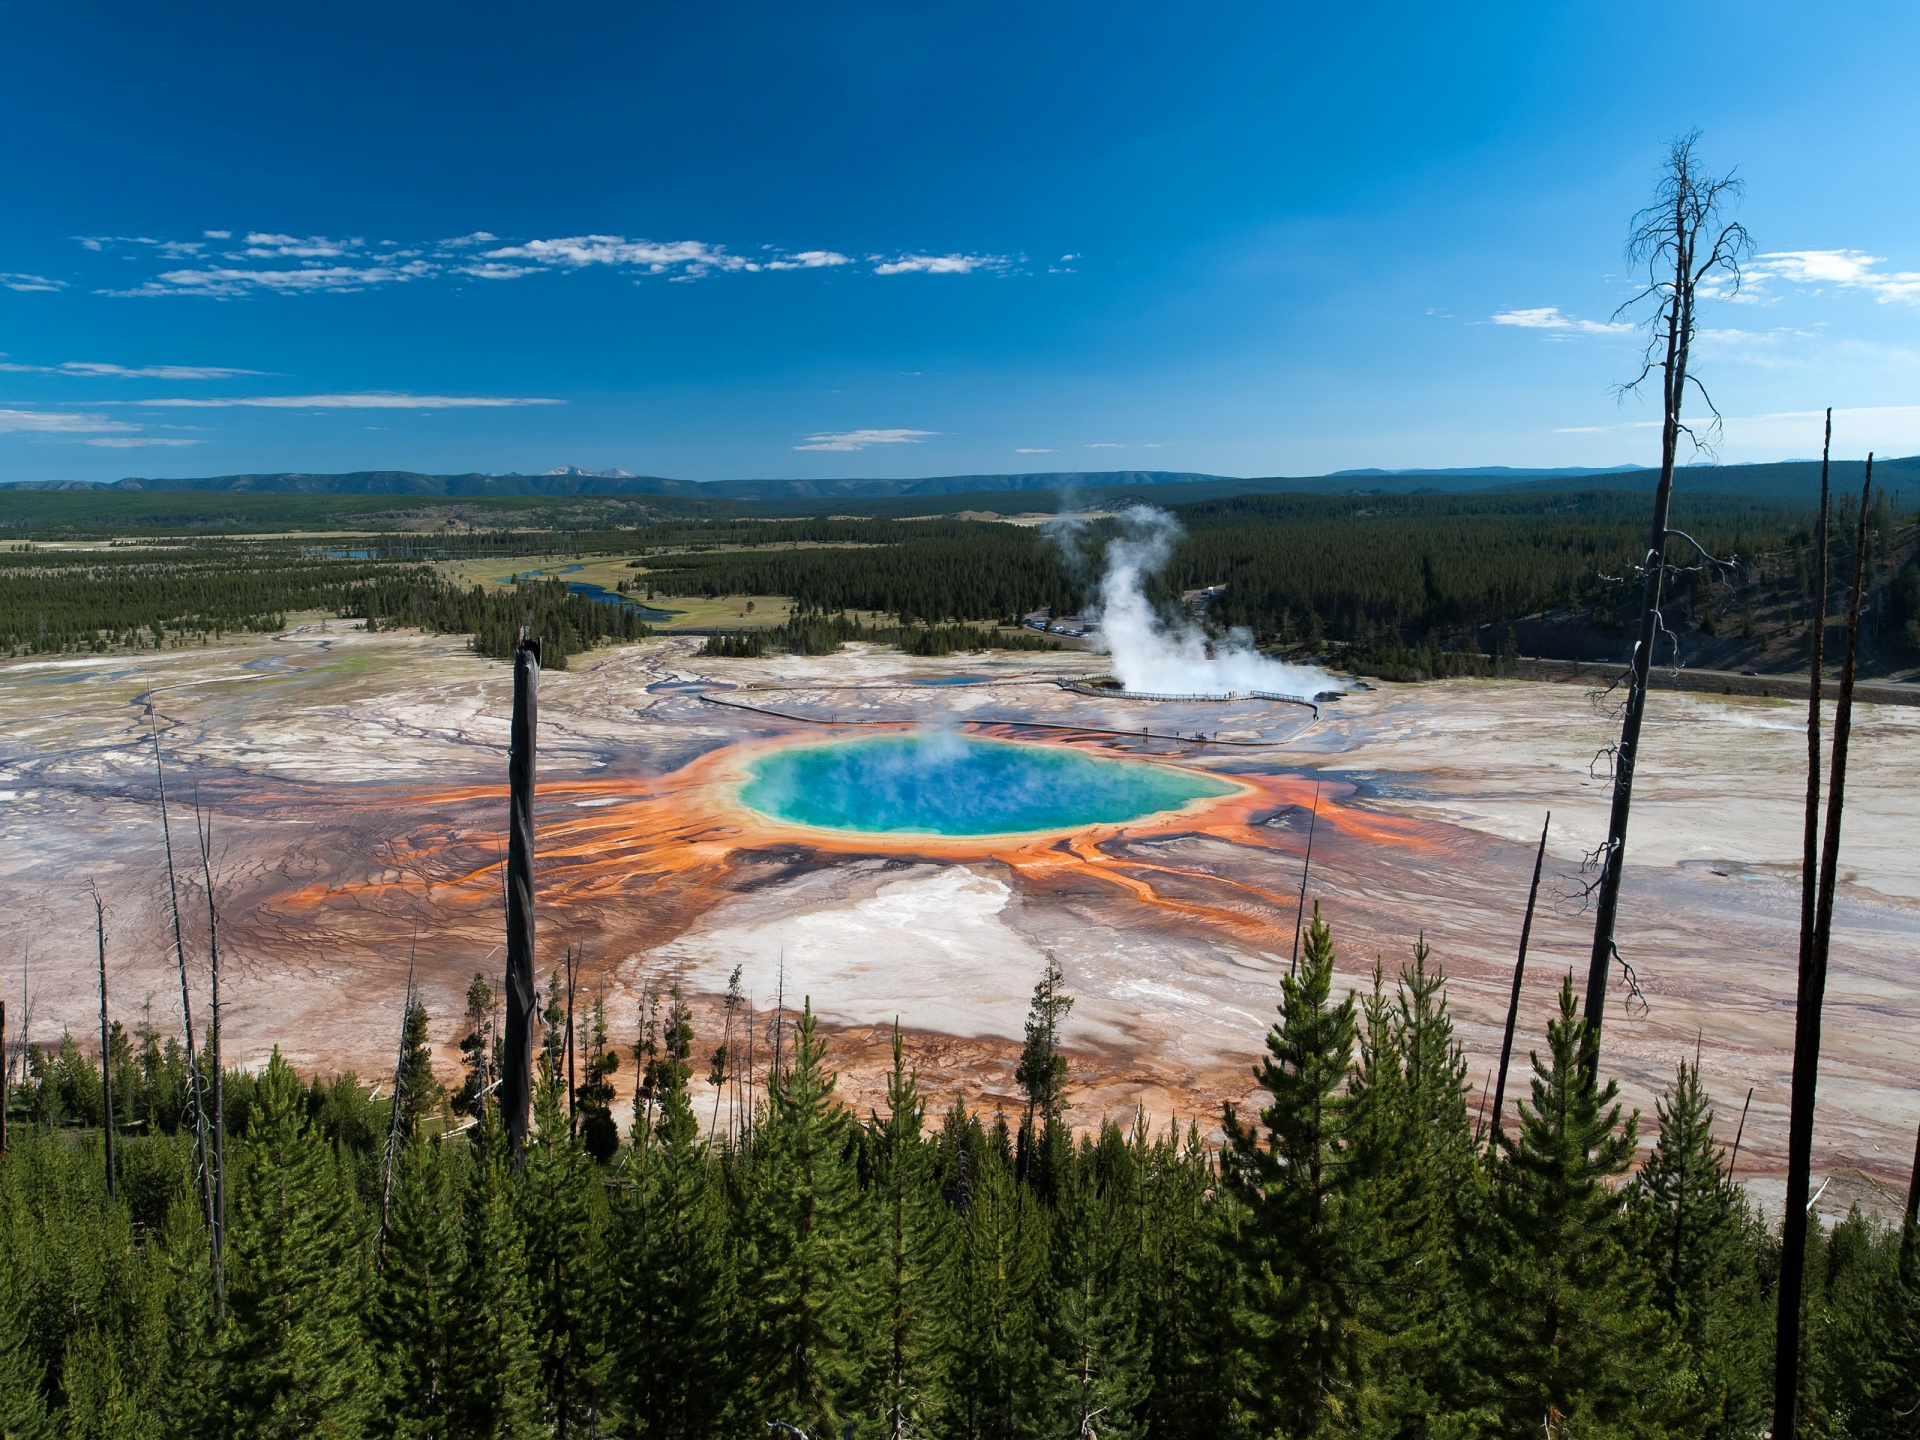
<box><xmin>1772</xmin><ymin>460</ymin><xmax>1873</xmax><ymax>1440</ymax></box>
<box><xmin>1489</xmin><ymin>812</ymin><xmax>1550</xmax><ymax>1150</ymax></box>
<box><xmin>1584</xmin><ymin>135</ymin><xmax>1748</xmax><ymax>1054</ymax></box>
<box><xmin>149</xmin><ymin>702</ymin><xmax>214</xmax><ymax>1235</ymax></box>
<box><xmin>93</xmin><ymin>889</ymin><xmax>115</xmax><ymax>1201</ymax></box>
<box><xmin>503</xmin><ymin>636</ymin><xmax>541</xmax><ymax>1158</ymax></box>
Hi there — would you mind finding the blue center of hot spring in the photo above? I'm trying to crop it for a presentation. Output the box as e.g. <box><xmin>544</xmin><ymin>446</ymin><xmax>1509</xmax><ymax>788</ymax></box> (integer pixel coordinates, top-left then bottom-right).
<box><xmin>736</xmin><ymin>734</ymin><xmax>1234</xmax><ymax>836</ymax></box>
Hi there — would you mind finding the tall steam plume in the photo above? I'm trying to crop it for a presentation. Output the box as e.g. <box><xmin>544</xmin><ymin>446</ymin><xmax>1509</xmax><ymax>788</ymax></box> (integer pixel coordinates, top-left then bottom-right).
<box><xmin>1091</xmin><ymin>506</ymin><xmax>1340</xmax><ymax>700</ymax></box>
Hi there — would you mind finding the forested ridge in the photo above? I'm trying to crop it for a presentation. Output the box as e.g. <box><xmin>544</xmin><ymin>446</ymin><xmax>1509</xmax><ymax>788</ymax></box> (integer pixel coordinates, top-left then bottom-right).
<box><xmin>0</xmin><ymin>549</ymin><xmax>653</xmax><ymax>670</ymax></box>
<box><xmin>6</xmin><ymin>918</ymin><xmax>1916</xmax><ymax>1438</ymax></box>
<box><xmin>9</xmin><ymin>489</ymin><xmax>1920</xmax><ymax>681</ymax></box>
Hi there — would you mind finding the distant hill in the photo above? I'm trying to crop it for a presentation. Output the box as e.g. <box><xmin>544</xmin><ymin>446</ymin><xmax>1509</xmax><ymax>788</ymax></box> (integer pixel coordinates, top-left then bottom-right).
<box><xmin>5</xmin><ymin>457</ymin><xmax>1916</xmax><ymax>513</ymax></box>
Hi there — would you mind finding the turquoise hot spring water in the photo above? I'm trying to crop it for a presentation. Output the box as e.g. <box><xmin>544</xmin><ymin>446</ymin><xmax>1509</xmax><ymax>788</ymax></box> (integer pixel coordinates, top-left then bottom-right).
<box><xmin>735</xmin><ymin>733</ymin><xmax>1235</xmax><ymax>837</ymax></box>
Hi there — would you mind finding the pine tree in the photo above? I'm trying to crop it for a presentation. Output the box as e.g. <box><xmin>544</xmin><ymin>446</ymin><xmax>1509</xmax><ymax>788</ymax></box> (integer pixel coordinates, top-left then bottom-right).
<box><xmin>1223</xmin><ymin>903</ymin><xmax>1362</xmax><ymax>1435</ymax></box>
<box><xmin>395</xmin><ymin>1001</ymin><xmax>445</xmax><ymax>1144</ymax></box>
<box><xmin>1629</xmin><ymin>1061</ymin><xmax>1770</xmax><ymax>1438</ymax></box>
<box><xmin>575</xmin><ymin>995</ymin><xmax>620</xmax><ymax>1164</ymax></box>
<box><xmin>1014</xmin><ymin>954</ymin><xmax>1074</xmax><ymax>1197</ymax></box>
<box><xmin>871</xmin><ymin>1023</ymin><xmax>947</xmax><ymax>1439</ymax></box>
<box><xmin>1477</xmin><ymin>977</ymin><xmax>1697</xmax><ymax>1437</ymax></box>
<box><xmin>742</xmin><ymin>1000</ymin><xmax>873</xmax><ymax>1435</ymax></box>
<box><xmin>1134</xmin><ymin>1122</ymin><xmax>1242</xmax><ymax>1440</ymax></box>
<box><xmin>456</xmin><ymin>973</ymin><xmax>496</xmax><ymax>1122</ymax></box>
<box><xmin>0</xmin><ymin>1254</ymin><xmax>53</xmax><ymax>1440</ymax></box>
<box><xmin>608</xmin><ymin>999</ymin><xmax>735</xmax><ymax>1438</ymax></box>
<box><xmin>1344</xmin><ymin>940</ymin><xmax>1480</xmax><ymax>1433</ymax></box>
<box><xmin>217</xmin><ymin>1049</ymin><xmax>379</xmax><ymax>1438</ymax></box>
<box><xmin>1049</xmin><ymin>1124</ymin><xmax>1148</xmax><ymax>1440</ymax></box>
<box><xmin>941</xmin><ymin>1142</ymin><xmax>1053</xmax><ymax>1440</ymax></box>
<box><xmin>519</xmin><ymin>1075</ymin><xmax>608</xmax><ymax>1438</ymax></box>
<box><xmin>371</xmin><ymin>1140</ymin><xmax>465</xmax><ymax>1439</ymax></box>
<box><xmin>446</xmin><ymin>1114</ymin><xmax>543</xmax><ymax>1440</ymax></box>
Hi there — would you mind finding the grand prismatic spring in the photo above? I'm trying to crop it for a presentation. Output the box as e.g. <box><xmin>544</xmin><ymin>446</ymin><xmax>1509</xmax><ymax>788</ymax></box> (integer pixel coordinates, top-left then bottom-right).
<box><xmin>2</xmin><ymin>626</ymin><xmax>1918</xmax><ymax>1217</ymax></box>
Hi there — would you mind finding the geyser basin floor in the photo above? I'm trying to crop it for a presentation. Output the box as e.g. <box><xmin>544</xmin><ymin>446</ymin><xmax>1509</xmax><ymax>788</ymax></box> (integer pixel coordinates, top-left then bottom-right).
<box><xmin>736</xmin><ymin>733</ymin><xmax>1235</xmax><ymax>836</ymax></box>
<box><xmin>5</xmin><ymin>634</ymin><xmax>1920</xmax><ymax>1218</ymax></box>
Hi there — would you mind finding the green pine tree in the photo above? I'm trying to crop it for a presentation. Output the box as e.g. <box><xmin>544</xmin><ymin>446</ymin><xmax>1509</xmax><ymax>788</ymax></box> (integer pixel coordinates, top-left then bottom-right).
<box><xmin>742</xmin><ymin>1000</ymin><xmax>873</xmax><ymax>1435</ymax></box>
<box><xmin>941</xmin><ymin>1140</ymin><xmax>1053</xmax><ymax>1440</ymax></box>
<box><xmin>871</xmin><ymin>1023</ymin><xmax>948</xmax><ymax>1440</ymax></box>
<box><xmin>371</xmin><ymin>1139</ymin><xmax>466</xmax><ymax>1439</ymax></box>
<box><xmin>1477</xmin><ymin>977</ymin><xmax>1697</xmax><ymax>1437</ymax></box>
<box><xmin>456</xmin><ymin>973</ymin><xmax>496</xmax><ymax>1122</ymax></box>
<box><xmin>575</xmin><ymin>995</ymin><xmax>620</xmax><ymax>1164</ymax></box>
<box><xmin>0</xmin><ymin>1257</ymin><xmax>53</xmax><ymax>1440</ymax></box>
<box><xmin>1628</xmin><ymin>1061</ymin><xmax>1770</xmax><ymax>1438</ymax></box>
<box><xmin>217</xmin><ymin>1049</ymin><xmax>379</xmax><ymax>1439</ymax></box>
<box><xmin>1223</xmin><ymin>903</ymin><xmax>1362</xmax><ymax>1436</ymax></box>
<box><xmin>446</xmin><ymin>1113</ymin><xmax>543</xmax><ymax>1440</ymax></box>
<box><xmin>519</xmin><ymin>1074</ymin><xmax>609</xmax><ymax>1438</ymax></box>
<box><xmin>1049</xmin><ymin>1124</ymin><xmax>1148</xmax><ymax>1440</ymax></box>
<box><xmin>395</xmin><ymin>1001</ymin><xmax>445</xmax><ymax>1144</ymax></box>
<box><xmin>1134</xmin><ymin>1121</ymin><xmax>1242</xmax><ymax>1440</ymax></box>
<box><xmin>1344</xmin><ymin>940</ymin><xmax>1482</xmax><ymax>1435</ymax></box>
<box><xmin>608</xmin><ymin>998</ymin><xmax>735</xmax><ymax>1438</ymax></box>
<box><xmin>1014</xmin><ymin>954</ymin><xmax>1074</xmax><ymax>1198</ymax></box>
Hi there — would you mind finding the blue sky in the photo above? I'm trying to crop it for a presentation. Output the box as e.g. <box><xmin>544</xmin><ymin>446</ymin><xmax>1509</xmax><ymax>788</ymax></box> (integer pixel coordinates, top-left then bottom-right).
<box><xmin>1</xmin><ymin>1</ymin><xmax>1916</xmax><ymax>484</ymax></box>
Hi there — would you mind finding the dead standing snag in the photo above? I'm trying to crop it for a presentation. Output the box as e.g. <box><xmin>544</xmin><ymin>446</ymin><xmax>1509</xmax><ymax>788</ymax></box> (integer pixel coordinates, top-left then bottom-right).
<box><xmin>1583</xmin><ymin>133</ymin><xmax>1751</xmax><ymax>1052</ymax></box>
<box><xmin>1771</xmin><ymin>460</ymin><xmax>1873</xmax><ymax>1440</ymax></box>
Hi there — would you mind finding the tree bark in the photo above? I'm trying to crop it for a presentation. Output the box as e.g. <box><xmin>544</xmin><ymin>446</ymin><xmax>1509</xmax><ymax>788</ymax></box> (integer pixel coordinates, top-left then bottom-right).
<box><xmin>1489</xmin><ymin>812</ymin><xmax>1550</xmax><ymax>1149</ymax></box>
<box><xmin>504</xmin><ymin>636</ymin><xmax>541</xmax><ymax>1158</ymax></box>
<box><xmin>1772</xmin><ymin>460</ymin><xmax>1872</xmax><ymax>1440</ymax></box>
<box><xmin>1583</xmin><ymin>209</ymin><xmax>1691</xmax><ymax>1048</ymax></box>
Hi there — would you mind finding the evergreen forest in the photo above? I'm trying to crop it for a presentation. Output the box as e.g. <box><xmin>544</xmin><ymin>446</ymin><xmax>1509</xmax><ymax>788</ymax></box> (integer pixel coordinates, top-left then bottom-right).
<box><xmin>5</xmin><ymin>917</ymin><xmax>1916</xmax><ymax>1438</ymax></box>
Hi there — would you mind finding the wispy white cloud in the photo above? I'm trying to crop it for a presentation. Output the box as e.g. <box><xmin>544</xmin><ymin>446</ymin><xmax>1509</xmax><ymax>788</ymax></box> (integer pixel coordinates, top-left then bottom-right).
<box><xmin>1015</xmin><ymin>447</ymin><xmax>1055</xmax><ymax>453</ymax></box>
<box><xmin>477</xmin><ymin>236</ymin><xmax>752</xmax><ymax>276</ymax></box>
<box><xmin>1742</xmin><ymin>249</ymin><xmax>1920</xmax><ymax>305</ymax></box>
<box><xmin>73</xmin><ymin>229</ymin><xmax>1018</xmax><ymax>296</ymax></box>
<box><xmin>105</xmin><ymin>260</ymin><xmax>437</xmax><ymax>297</ymax></box>
<box><xmin>85</xmin><ymin>436</ymin><xmax>201</xmax><ymax>448</ymax></box>
<box><xmin>236</xmin><ymin>233</ymin><xmax>359</xmax><ymax>259</ymax></box>
<box><xmin>0</xmin><ymin>273</ymin><xmax>66</xmax><ymax>292</ymax></box>
<box><xmin>870</xmin><ymin>253</ymin><xmax>1009</xmax><ymax>276</ymax></box>
<box><xmin>130</xmin><ymin>392</ymin><xmax>562</xmax><ymax>409</ymax></box>
<box><xmin>762</xmin><ymin>250</ymin><xmax>851</xmax><ymax>271</ymax></box>
<box><xmin>1491</xmin><ymin>306</ymin><xmax>1633</xmax><ymax>336</ymax></box>
<box><xmin>1086</xmin><ymin>442</ymin><xmax>1123</xmax><ymax>449</ymax></box>
<box><xmin>793</xmin><ymin>428</ymin><xmax>934</xmax><ymax>452</ymax></box>
<box><xmin>0</xmin><ymin>360</ymin><xmax>263</xmax><ymax>379</ymax></box>
<box><xmin>0</xmin><ymin>409</ymin><xmax>141</xmax><ymax>435</ymax></box>
<box><xmin>78</xmin><ymin>235</ymin><xmax>210</xmax><ymax>258</ymax></box>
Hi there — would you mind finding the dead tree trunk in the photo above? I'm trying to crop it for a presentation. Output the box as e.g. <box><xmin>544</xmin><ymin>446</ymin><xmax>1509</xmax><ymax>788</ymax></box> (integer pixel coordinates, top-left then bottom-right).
<box><xmin>1289</xmin><ymin>780</ymin><xmax>1321</xmax><ymax>975</ymax></box>
<box><xmin>503</xmin><ymin>635</ymin><xmax>541</xmax><ymax>1159</ymax></box>
<box><xmin>1584</xmin><ymin>134</ymin><xmax>1749</xmax><ymax>1053</ymax></box>
<box><xmin>195</xmin><ymin>804</ymin><xmax>226</xmax><ymax>1301</ymax></box>
<box><xmin>1772</xmin><ymin>460</ymin><xmax>1873</xmax><ymax>1440</ymax></box>
<box><xmin>1799</xmin><ymin>413</ymin><xmax>1833</xmax><ymax>1007</ymax></box>
<box><xmin>148</xmin><ymin>700</ymin><xmax>214</xmax><ymax>1234</ymax></box>
<box><xmin>93</xmin><ymin>888</ymin><xmax>115</xmax><ymax>1201</ymax></box>
<box><xmin>1728</xmin><ymin>1085</ymin><xmax>1753</xmax><ymax>1174</ymax></box>
<box><xmin>1489</xmin><ymin>812</ymin><xmax>1550</xmax><ymax>1151</ymax></box>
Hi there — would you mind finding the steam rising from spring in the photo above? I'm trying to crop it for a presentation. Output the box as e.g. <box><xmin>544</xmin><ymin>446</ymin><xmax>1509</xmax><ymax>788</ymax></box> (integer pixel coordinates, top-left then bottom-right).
<box><xmin>1092</xmin><ymin>506</ymin><xmax>1340</xmax><ymax>700</ymax></box>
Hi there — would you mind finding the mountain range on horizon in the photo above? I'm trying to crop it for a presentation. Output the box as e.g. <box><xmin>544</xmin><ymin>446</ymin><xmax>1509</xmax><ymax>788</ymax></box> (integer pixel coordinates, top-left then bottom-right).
<box><xmin>4</xmin><ymin>456</ymin><xmax>1914</xmax><ymax>508</ymax></box>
